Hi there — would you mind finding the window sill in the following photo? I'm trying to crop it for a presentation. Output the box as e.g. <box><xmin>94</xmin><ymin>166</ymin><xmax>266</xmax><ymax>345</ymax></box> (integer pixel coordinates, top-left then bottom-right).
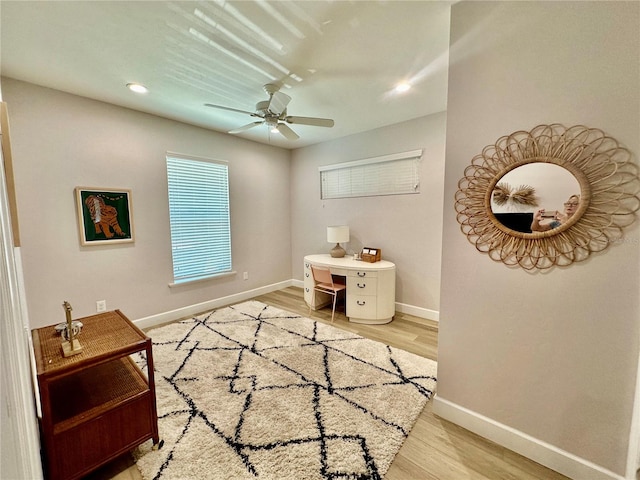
<box><xmin>168</xmin><ymin>270</ymin><xmax>236</xmax><ymax>288</ymax></box>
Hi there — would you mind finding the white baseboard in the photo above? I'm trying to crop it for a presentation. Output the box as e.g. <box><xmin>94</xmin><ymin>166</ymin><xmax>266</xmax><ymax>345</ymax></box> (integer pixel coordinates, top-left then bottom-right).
<box><xmin>432</xmin><ymin>395</ymin><xmax>627</xmax><ymax>480</ymax></box>
<box><xmin>395</xmin><ymin>302</ymin><xmax>439</xmax><ymax>322</ymax></box>
<box><xmin>133</xmin><ymin>280</ymin><xmax>293</xmax><ymax>330</ymax></box>
<box><xmin>135</xmin><ymin>279</ymin><xmax>441</xmax><ymax>329</ymax></box>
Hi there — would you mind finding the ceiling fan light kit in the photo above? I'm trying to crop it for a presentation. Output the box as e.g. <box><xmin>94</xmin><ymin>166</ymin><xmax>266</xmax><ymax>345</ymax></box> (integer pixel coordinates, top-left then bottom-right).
<box><xmin>205</xmin><ymin>83</ymin><xmax>334</xmax><ymax>140</ymax></box>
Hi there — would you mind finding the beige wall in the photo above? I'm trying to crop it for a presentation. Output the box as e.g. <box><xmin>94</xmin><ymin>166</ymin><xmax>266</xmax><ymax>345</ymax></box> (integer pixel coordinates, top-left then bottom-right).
<box><xmin>437</xmin><ymin>1</ymin><xmax>639</xmax><ymax>478</ymax></box>
<box><xmin>3</xmin><ymin>78</ymin><xmax>292</xmax><ymax>327</ymax></box>
<box><xmin>290</xmin><ymin>113</ymin><xmax>447</xmax><ymax>317</ymax></box>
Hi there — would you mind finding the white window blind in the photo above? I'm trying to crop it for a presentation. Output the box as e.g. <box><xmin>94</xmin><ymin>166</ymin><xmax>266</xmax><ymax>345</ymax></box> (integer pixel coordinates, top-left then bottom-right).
<box><xmin>319</xmin><ymin>149</ymin><xmax>422</xmax><ymax>199</ymax></box>
<box><xmin>166</xmin><ymin>154</ymin><xmax>231</xmax><ymax>284</ymax></box>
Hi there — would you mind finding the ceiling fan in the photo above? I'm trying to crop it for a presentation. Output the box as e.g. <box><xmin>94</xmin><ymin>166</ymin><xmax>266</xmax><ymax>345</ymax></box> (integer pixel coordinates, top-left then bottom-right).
<box><xmin>205</xmin><ymin>84</ymin><xmax>334</xmax><ymax>140</ymax></box>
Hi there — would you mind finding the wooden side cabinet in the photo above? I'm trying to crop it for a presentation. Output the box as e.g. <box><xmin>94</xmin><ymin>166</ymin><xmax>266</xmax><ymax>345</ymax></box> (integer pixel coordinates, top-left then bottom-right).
<box><xmin>32</xmin><ymin>310</ymin><xmax>159</xmax><ymax>480</ymax></box>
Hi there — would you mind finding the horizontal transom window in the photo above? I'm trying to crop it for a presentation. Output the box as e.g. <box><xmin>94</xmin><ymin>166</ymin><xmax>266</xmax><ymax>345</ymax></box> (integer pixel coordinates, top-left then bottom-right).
<box><xmin>319</xmin><ymin>149</ymin><xmax>422</xmax><ymax>199</ymax></box>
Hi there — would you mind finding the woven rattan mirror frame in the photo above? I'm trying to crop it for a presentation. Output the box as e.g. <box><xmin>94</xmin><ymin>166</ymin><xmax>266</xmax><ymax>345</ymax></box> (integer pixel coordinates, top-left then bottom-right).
<box><xmin>454</xmin><ymin>124</ymin><xmax>640</xmax><ymax>270</ymax></box>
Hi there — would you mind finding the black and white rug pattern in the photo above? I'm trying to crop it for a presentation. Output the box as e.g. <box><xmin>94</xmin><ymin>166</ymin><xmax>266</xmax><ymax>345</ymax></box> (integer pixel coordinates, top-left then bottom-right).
<box><xmin>134</xmin><ymin>301</ymin><xmax>437</xmax><ymax>480</ymax></box>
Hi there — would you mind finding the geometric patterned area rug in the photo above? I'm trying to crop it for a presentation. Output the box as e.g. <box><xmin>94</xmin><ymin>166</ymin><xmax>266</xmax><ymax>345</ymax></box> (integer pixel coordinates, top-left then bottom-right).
<box><xmin>134</xmin><ymin>300</ymin><xmax>437</xmax><ymax>480</ymax></box>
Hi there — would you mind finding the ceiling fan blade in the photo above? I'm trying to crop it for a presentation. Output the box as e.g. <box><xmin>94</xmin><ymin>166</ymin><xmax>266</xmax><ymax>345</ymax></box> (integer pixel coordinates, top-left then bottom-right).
<box><xmin>276</xmin><ymin>123</ymin><xmax>299</xmax><ymax>140</ymax></box>
<box><xmin>228</xmin><ymin>121</ymin><xmax>263</xmax><ymax>134</ymax></box>
<box><xmin>268</xmin><ymin>91</ymin><xmax>291</xmax><ymax>116</ymax></box>
<box><xmin>205</xmin><ymin>103</ymin><xmax>256</xmax><ymax>116</ymax></box>
<box><xmin>284</xmin><ymin>116</ymin><xmax>334</xmax><ymax>128</ymax></box>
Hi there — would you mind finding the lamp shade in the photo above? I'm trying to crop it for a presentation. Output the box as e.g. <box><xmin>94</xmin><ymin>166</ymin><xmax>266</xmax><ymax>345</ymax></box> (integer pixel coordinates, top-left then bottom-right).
<box><xmin>327</xmin><ymin>225</ymin><xmax>349</xmax><ymax>243</ymax></box>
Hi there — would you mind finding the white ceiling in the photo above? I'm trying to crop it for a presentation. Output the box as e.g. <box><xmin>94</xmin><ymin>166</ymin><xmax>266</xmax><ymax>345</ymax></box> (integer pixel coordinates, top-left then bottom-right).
<box><xmin>0</xmin><ymin>1</ymin><xmax>452</xmax><ymax>149</ymax></box>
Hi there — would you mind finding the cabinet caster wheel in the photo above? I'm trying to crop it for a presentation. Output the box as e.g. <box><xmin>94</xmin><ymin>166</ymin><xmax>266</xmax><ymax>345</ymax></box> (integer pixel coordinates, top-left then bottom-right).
<box><xmin>153</xmin><ymin>439</ymin><xmax>164</xmax><ymax>451</ymax></box>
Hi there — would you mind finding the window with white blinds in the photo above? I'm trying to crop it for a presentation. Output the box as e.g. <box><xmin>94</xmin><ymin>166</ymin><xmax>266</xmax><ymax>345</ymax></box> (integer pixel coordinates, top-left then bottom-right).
<box><xmin>319</xmin><ymin>149</ymin><xmax>422</xmax><ymax>199</ymax></box>
<box><xmin>166</xmin><ymin>153</ymin><xmax>232</xmax><ymax>285</ymax></box>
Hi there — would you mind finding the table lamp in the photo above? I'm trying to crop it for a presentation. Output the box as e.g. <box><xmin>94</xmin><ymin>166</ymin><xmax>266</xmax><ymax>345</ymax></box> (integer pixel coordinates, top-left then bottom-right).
<box><xmin>327</xmin><ymin>225</ymin><xmax>349</xmax><ymax>258</ymax></box>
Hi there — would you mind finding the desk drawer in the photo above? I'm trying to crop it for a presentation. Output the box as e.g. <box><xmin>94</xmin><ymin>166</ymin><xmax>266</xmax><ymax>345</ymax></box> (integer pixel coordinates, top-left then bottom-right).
<box><xmin>303</xmin><ymin>262</ymin><xmax>313</xmax><ymax>304</ymax></box>
<box><xmin>347</xmin><ymin>295</ymin><xmax>377</xmax><ymax>319</ymax></box>
<box><xmin>347</xmin><ymin>276</ymin><xmax>377</xmax><ymax>296</ymax></box>
<box><xmin>348</xmin><ymin>270</ymin><xmax>378</xmax><ymax>279</ymax></box>
<box><xmin>336</xmin><ymin>269</ymin><xmax>350</xmax><ymax>277</ymax></box>
<box><xmin>305</xmin><ymin>262</ymin><xmax>348</xmax><ymax>279</ymax></box>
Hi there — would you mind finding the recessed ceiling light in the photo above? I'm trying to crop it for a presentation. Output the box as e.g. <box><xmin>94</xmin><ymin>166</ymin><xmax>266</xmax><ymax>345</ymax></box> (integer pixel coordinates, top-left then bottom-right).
<box><xmin>395</xmin><ymin>82</ymin><xmax>411</xmax><ymax>93</ymax></box>
<box><xmin>127</xmin><ymin>83</ymin><xmax>148</xmax><ymax>94</ymax></box>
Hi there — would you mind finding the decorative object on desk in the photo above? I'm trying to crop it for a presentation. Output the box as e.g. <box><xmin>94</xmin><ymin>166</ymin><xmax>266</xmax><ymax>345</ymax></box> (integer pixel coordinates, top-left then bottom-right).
<box><xmin>133</xmin><ymin>301</ymin><xmax>436</xmax><ymax>480</ymax></box>
<box><xmin>60</xmin><ymin>301</ymin><xmax>83</xmax><ymax>357</ymax></box>
<box><xmin>327</xmin><ymin>225</ymin><xmax>349</xmax><ymax>258</ymax></box>
<box><xmin>361</xmin><ymin>247</ymin><xmax>381</xmax><ymax>263</ymax></box>
<box><xmin>75</xmin><ymin>187</ymin><xmax>134</xmax><ymax>246</ymax></box>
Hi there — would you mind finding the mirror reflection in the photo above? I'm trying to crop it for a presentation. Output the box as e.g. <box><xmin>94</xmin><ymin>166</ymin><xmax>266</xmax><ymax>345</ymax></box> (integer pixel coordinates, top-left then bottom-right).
<box><xmin>530</xmin><ymin>194</ymin><xmax>580</xmax><ymax>232</ymax></box>
<box><xmin>491</xmin><ymin>163</ymin><xmax>581</xmax><ymax>233</ymax></box>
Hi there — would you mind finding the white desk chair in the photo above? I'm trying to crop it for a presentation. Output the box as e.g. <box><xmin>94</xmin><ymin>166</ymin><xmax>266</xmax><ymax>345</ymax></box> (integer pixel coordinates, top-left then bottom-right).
<box><xmin>309</xmin><ymin>265</ymin><xmax>347</xmax><ymax>323</ymax></box>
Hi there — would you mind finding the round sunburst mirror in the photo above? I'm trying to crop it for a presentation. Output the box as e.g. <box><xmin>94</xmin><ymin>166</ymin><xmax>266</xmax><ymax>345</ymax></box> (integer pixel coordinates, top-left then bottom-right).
<box><xmin>455</xmin><ymin>124</ymin><xmax>640</xmax><ymax>270</ymax></box>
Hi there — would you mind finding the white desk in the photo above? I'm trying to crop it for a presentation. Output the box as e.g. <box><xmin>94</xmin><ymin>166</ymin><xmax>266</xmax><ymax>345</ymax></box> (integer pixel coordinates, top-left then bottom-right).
<box><xmin>304</xmin><ymin>254</ymin><xmax>396</xmax><ymax>324</ymax></box>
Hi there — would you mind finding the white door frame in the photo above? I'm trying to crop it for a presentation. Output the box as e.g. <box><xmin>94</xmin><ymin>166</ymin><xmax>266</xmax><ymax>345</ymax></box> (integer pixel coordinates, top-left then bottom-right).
<box><xmin>0</xmin><ymin>118</ymin><xmax>43</xmax><ymax>479</ymax></box>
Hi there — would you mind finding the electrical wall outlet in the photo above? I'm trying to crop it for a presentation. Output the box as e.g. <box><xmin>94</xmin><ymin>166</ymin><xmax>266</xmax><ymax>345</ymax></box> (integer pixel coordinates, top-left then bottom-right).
<box><xmin>96</xmin><ymin>300</ymin><xmax>107</xmax><ymax>312</ymax></box>
<box><xmin>243</xmin><ymin>272</ymin><xmax>249</xmax><ymax>280</ymax></box>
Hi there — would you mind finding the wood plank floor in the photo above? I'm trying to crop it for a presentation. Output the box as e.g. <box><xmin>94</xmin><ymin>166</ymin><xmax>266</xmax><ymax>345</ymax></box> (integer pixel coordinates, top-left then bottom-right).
<box><xmin>85</xmin><ymin>286</ymin><xmax>570</xmax><ymax>480</ymax></box>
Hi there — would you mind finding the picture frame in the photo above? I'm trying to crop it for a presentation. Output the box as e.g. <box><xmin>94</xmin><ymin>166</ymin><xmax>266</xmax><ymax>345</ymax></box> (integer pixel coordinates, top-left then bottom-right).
<box><xmin>75</xmin><ymin>187</ymin><xmax>134</xmax><ymax>246</ymax></box>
